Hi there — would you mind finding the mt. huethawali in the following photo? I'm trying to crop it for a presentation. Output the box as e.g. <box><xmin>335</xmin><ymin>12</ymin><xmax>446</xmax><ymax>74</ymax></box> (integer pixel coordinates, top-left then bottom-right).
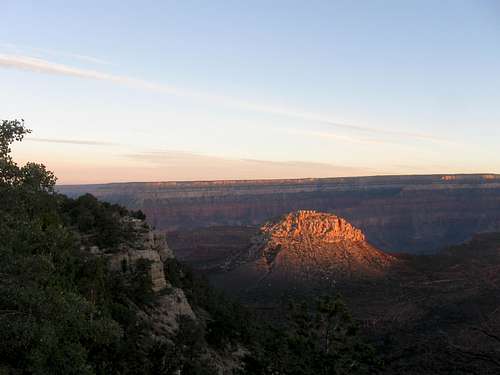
<box><xmin>207</xmin><ymin>211</ymin><xmax>397</xmax><ymax>296</ymax></box>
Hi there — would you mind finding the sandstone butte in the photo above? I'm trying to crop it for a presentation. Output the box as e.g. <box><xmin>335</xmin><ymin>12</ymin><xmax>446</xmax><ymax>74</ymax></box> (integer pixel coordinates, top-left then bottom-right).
<box><xmin>261</xmin><ymin>210</ymin><xmax>367</xmax><ymax>243</ymax></box>
<box><xmin>217</xmin><ymin>210</ymin><xmax>397</xmax><ymax>295</ymax></box>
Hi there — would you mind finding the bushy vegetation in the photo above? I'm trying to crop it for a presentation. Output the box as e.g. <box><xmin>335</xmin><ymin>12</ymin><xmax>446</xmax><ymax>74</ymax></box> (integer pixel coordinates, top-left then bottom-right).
<box><xmin>165</xmin><ymin>258</ymin><xmax>255</xmax><ymax>347</ymax></box>
<box><xmin>240</xmin><ymin>296</ymin><xmax>380</xmax><ymax>375</ymax></box>
<box><xmin>60</xmin><ymin>193</ymin><xmax>147</xmax><ymax>250</ymax></box>
<box><xmin>0</xmin><ymin>119</ymin><xmax>378</xmax><ymax>374</ymax></box>
<box><xmin>165</xmin><ymin>257</ymin><xmax>380</xmax><ymax>374</ymax></box>
<box><xmin>0</xmin><ymin>120</ymin><xmax>157</xmax><ymax>374</ymax></box>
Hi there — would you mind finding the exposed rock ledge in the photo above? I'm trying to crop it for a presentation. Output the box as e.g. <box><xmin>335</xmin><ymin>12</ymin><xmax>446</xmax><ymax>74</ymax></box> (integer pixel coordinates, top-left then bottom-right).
<box><xmin>82</xmin><ymin>218</ymin><xmax>196</xmax><ymax>334</ymax></box>
<box><xmin>105</xmin><ymin>220</ymin><xmax>174</xmax><ymax>292</ymax></box>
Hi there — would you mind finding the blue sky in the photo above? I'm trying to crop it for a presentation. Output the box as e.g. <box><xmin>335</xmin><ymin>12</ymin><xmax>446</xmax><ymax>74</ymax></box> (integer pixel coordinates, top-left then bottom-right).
<box><xmin>1</xmin><ymin>0</ymin><xmax>499</xmax><ymax>183</ymax></box>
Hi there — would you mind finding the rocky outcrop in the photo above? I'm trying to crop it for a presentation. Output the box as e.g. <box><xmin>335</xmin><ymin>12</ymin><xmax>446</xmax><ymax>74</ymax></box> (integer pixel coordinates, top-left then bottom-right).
<box><xmin>81</xmin><ymin>218</ymin><xmax>195</xmax><ymax>333</ymax></box>
<box><xmin>251</xmin><ymin>210</ymin><xmax>394</xmax><ymax>274</ymax></box>
<box><xmin>59</xmin><ymin>174</ymin><xmax>500</xmax><ymax>254</ymax></box>
<box><xmin>107</xmin><ymin>248</ymin><xmax>168</xmax><ymax>292</ymax></box>
<box><xmin>105</xmin><ymin>218</ymin><xmax>174</xmax><ymax>291</ymax></box>
<box><xmin>261</xmin><ymin>210</ymin><xmax>366</xmax><ymax>243</ymax></box>
<box><xmin>141</xmin><ymin>289</ymin><xmax>196</xmax><ymax>337</ymax></box>
<box><xmin>209</xmin><ymin>211</ymin><xmax>396</xmax><ymax>297</ymax></box>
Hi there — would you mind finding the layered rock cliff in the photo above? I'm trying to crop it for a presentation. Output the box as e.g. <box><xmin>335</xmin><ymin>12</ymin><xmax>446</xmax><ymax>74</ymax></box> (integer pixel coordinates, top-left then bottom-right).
<box><xmin>59</xmin><ymin>174</ymin><xmax>500</xmax><ymax>254</ymax></box>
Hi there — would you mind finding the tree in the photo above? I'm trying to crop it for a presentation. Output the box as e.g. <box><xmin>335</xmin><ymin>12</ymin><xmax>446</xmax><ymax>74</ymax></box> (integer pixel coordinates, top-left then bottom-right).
<box><xmin>0</xmin><ymin>120</ymin><xmax>125</xmax><ymax>373</ymax></box>
<box><xmin>0</xmin><ymin>119</ymin><xmax>31</xmax><ymax>185</ymax></box>
<box><xmin>240</xmin><ymin>295</ymin><xmax>379</xmax><ymax>375</ymax></box>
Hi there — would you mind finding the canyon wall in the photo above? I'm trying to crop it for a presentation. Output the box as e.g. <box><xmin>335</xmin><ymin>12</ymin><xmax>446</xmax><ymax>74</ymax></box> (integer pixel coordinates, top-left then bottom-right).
<box><xmin>58</xmin><ymin>174</ymin><xmax>500</xmax><ymax>254</ymax></box>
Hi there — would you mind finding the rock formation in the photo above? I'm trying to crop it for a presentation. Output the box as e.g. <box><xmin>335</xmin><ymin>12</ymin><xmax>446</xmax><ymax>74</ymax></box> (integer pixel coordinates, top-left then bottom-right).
<box><xmin>260</xmin><ymin>210</ymin><xmax>366</xmax><ymax>243</ymax></box>
<box><xmin>209</xmin><ymin>211</ymin><xmax>396</xmax><ymax>296</ymax></box>
<box><xmin>82</xmin><ymin>218</ymin><xmax>196</xmax><ymax>334</ymax></box>
<box><xmin>105</xmin><ymin>218</ymin><xmax>174</xmax><ymax>291</ymax></box>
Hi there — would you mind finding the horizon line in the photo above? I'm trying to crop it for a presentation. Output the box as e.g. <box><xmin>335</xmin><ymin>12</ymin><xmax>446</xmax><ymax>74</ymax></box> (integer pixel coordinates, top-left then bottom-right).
<box><xmin>56</xmin><ymin>172</ymin><xmax>500</xmax><ymax>187</ymax></box>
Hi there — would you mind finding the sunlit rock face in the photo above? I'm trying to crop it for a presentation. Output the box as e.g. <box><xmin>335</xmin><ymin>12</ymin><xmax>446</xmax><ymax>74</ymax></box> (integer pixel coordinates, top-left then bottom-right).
<box><xmin>59</xmin><ymin>174</ymin><xmax>500</xmax><ymax>253</ymax></box>
<box><xmin>252</xmin><ymin>211</ymin><xmax>395</xmax><ymax>277</ymax></box>
<box><xmin>208</xmin><ymin>211</ymin><xmax>396</xmax><ymax>296</ymax></box>
<box><xmin>261</xmin><ymin>210</ymin><xmax>366</xmax><ymax>243</ymax></box>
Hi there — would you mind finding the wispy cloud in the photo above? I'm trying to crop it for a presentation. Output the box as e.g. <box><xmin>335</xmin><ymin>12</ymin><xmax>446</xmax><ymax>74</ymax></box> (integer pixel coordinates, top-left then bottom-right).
<box><xmin>0</xmin><ymin>54</ymin><xmax>193</xmax><ymax>95</ymax></box>
<box><xmin>0</xmin><ymin>43</ymin><xmax>110</xmax><ymax>65</ymax></box>
<box><xmin>0</xmin><ymin>53</ymin><xmax>450</xmax><ymax>144</ymax></box>
<box><xmin>49</xmin><ymin>51</ymin><xmax>110</xmax><ymax>65</ymax></box>
<box><xmin>48</xmin><ymin>150</ymin><xmax>373</xmax><ymax>184</ymax></box>
<box><xmin>286</xmin><ymin>129</ymin><xmax>388</xmax><ymax>145</ymax></box>
<box><xmin>309</xmin><ymin>120</ymin><xmax>449</xmax><ymax>143</ymax></box>
<box><xmin>124</xmin><ymin>150</ymin><xmax>372</xmax><ymax>180</ymax></box>
<box><xmin>26</xmin><ymin>137</ymin><xmax>118</xmax><ymax>146</ymax></box>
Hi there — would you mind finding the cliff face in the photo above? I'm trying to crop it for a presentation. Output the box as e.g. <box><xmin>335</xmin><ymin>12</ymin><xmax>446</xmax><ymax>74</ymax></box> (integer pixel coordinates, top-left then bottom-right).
<box><xmin>209</xmin><ymin>211</ymin><xmax>396</xmax><ymax>296</ymax></box>
<box><xmin>60</xmin><ymin>174</ymin><xmax>500</xmax><ymax>253</ymax></box>
<box><xmin>106</xmin><ymin>219</ymin><xmax>174</xmax><ymax>292</ymax></box>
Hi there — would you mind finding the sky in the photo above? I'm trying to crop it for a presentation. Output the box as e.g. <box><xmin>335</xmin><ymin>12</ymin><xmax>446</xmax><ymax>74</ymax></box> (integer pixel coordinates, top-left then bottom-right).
<box><xmin>1</xmin><ymin>0</ymin><xmax>499</xmax><ymax>184</ymax></box>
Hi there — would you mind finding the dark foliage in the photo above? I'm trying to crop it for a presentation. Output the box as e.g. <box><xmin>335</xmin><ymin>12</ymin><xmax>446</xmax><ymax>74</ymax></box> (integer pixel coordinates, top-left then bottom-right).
<box><xmin>165</xmin><ymin>258</ymin><xmax>255</xmax><ymax>348</ymax></box>
<box><xmin>60</xmin><ymin>193</ymin><xmax>136</xmax><ymax>250</ymax></box>
<box><xmin>240</xmin><ymin>296</ymin><xmax>380</xmax><ymax>375</ymax></box>
<box><xmin>165</xmin><ymin>257</ymin><xmax>380</xmax><ymax>374</ymax></box>
<box><xmin>0</xmin><ymin>120</ymin><xmax>154</xmax><ymax>374</ymax></box>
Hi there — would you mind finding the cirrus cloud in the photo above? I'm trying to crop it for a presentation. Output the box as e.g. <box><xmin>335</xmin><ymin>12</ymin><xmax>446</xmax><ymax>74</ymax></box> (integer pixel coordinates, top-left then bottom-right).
<box><xmin>0</xmin><ymin>52</ymin><xmax>453</xmax><ymax>145</ymax></box>
<box><xmin>26</xmin><ymin>137</ymin><xmax>118</xmax><ymax>146</ymax></box>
